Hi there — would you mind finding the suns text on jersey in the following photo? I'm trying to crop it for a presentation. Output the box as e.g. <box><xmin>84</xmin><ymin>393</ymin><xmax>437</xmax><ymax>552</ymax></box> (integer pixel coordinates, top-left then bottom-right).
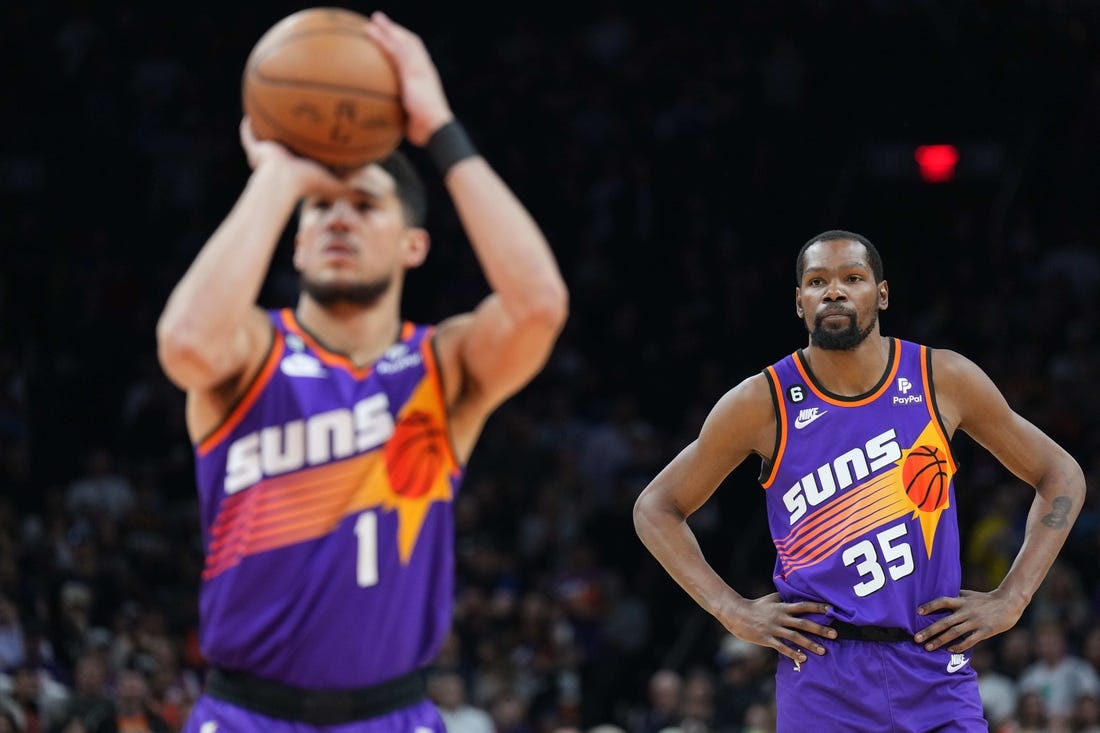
<box><xmin>224</xmin><ymin>393</ymin><xmax>395</xmax><ymax>494</ymax></box>
<box><xmin>782</xmin><ymin>428</ymin><xmax>902</xmax><ymax>524</ymax></box>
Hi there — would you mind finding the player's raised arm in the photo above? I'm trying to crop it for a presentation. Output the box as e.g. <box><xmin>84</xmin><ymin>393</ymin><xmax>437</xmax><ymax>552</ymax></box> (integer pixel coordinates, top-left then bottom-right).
<box><xmin>366</xmin><ymin>13</ymin><xmax>568</xmax><ymax>422</ymax></box>
<box><xmin>911</xmin><ymin>349</ymin><xmax>1085</xmax><ymax>653</ymax></box>
<box><xmin>633</xmin><ymin>374</ymin><xmax>837</xmax><ymax>665</ymax></box>
<box><xmin>156</xmin><ymin>121</ymin><xmax>349</xmax><ymax>396</ymax></box>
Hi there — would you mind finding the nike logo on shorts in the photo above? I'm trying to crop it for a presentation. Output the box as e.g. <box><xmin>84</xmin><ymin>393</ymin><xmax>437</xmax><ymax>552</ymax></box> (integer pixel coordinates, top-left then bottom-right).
<box><xmin>946</xmin><ymin>653</ymin><xmax>970</xmax><ymax>673</ymax></box>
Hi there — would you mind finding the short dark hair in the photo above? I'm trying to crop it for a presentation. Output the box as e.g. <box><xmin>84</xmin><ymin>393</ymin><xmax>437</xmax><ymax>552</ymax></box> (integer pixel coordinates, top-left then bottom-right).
<box><xmin>379</xmin><ymin>149</ymin><xmax>427</xmax><ymax>228</ymax></box>
<box><xmin>796</xmin><ymin>229</ymin><xmax>884</xmax><ymax>284</ymax></box>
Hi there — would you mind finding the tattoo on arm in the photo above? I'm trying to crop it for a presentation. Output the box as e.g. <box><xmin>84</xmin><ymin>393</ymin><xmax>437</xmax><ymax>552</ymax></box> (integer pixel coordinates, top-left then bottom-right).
<box><xmin>1041</xmin><ymin>497</ymin><xmax>1072</xmax><ymax>529</ymax></box>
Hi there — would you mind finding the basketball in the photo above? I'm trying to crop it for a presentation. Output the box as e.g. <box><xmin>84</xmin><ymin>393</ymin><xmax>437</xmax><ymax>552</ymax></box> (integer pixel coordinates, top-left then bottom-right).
<box><xmin>242</xmin><ymin>7</ymin><xmax>406</xmax><ymax>169</ymax></box>
<box><xmin>903</xmin><ymin>445</ymin><xmax>949</xmax><ymax>511</ymax></box>
<box><xmin>385</xmin><ymin>411</ymin><xmax>448</xmax><ymax>499</ymax></box>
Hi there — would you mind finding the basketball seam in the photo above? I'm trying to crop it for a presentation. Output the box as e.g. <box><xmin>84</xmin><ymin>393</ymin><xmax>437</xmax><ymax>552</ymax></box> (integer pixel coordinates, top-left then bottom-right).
<box><xmin>244</xmin><ymin>91</ymin><xmax>399</xmax><ymax>155</ymax></box>
<box><xmin>248</xmin><ymin>27</ymin><xmax>398</xmax><ymax>100</ymax></box>
<box><xmin>249</xmin><ymin>73</ymin><xmax>400</xmax><ymax>102</ymax></box>
<box><xmin>388</xmin><ymin>441</ymin><xmax>440</xmax><ymax>499</ymax></box>
<box><xmin>906</xmin><ymin>460</ymin><xmax>948</xmax><ymax>509</ymax></box>
<box><xmin>388</xmin><ymin>429</ymin><xmax>444</xmax><ymax>453</ymax></box>
<box><xmin>930</xmin><ymin>472</ymin><xmax>946</xmax><ymax>510</ymax></box>
<box><xmin>251</xmin><ymin>26</ymin><xmax>377</xmax><ymax>63</ymax></box>
<box><xmin>906</xmin><ymin>462</ymin><xmax>948</xmax><ymax>487</ymax></box>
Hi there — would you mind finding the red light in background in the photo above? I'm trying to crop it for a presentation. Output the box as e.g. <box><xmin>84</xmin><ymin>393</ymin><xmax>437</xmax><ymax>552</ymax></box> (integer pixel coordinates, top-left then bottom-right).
<box><xmin>914</xmin><ymin>144</ymin><xmax>959</xmax><ymax>183</ymax></box>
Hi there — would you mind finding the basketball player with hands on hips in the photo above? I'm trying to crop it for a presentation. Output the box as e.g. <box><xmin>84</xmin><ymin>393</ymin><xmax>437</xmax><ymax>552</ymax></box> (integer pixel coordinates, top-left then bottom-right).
<box><xmin>634</xmin><ymin>231</ymin><xmax>1084</xmax><ymax>732</ymax></box>
<box><xmin>157</xmin><ymin>12</ymin><xmax>568</xmax><ymax>733</ymax></box>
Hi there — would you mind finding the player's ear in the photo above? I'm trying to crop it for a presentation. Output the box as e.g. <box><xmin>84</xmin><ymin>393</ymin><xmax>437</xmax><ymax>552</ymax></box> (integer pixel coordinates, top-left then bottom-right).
<box><xmin>403</xmin><ymin>228</ymin><xmax>430</xmax><ymax>268</ymax></box>
<box><xmin>795</xmin><ymin>287</ymin><xmax>805</xmax><ymax>319</ymax></box>
<box><xmin>879</xmin><ymin>280</ymin><xmax>889</xmax><ymax>310</ymax></box>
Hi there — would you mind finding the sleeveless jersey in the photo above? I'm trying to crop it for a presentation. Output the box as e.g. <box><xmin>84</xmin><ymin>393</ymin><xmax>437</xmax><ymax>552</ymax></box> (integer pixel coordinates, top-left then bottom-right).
<box><xmin>760</xmin><ymin>338</ymin><xmax>960</xmax><ymax>632</ymax></box>
<box><xmin>193</xmin><ymin>308</ymin><xmax>463</xmax><ymax>688</ymax></box>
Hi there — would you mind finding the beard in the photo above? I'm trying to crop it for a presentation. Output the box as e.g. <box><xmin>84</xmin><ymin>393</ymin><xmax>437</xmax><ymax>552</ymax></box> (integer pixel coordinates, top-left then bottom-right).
<box><xmin>810</xmin><ymin>309</ymin><xmax>876</xmax><ymax>350</ymax></box>
<box><xmin>300</xmin><ymin>274</ymin><xmax>393</xmax><ymax>308</ymax></box>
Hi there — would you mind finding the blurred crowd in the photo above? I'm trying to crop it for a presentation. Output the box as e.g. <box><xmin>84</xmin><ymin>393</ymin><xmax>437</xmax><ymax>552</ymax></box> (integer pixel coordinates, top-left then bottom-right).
<box><xmin>2</xmin><ymin>1</ymin><xmax>1099</xmax><ymax>732</ymax></box>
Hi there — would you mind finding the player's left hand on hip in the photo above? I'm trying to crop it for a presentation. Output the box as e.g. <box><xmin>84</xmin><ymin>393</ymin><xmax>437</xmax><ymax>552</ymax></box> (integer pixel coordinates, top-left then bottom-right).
<box><xmin>913</xmin><ymin>588</ymin><xmax>1024</xmax><ymax>653</ymax></box>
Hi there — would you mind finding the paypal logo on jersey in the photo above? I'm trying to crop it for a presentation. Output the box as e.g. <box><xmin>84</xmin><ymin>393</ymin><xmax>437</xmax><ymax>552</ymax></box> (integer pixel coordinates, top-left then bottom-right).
<box><xmin>377</xmin><ymin>342</ymin><xmax>423</xmax><ymax>375</ymax></box>
<box><xmin>893</xmin><ymin>376</ymin><xmax>923</xmax><ymax>406</ymax></box>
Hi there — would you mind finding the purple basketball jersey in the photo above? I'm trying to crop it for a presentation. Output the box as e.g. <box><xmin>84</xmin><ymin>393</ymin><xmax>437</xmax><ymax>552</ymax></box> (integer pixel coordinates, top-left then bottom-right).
<box><xmin>761</xmin><ymin>338</ymin><xmax>960</xmax><ymax>633</ymax></box>
<box><xmin>192</xmin><ymin>309</ymin><xmax>463</xmax><ymax>688</ymax></box>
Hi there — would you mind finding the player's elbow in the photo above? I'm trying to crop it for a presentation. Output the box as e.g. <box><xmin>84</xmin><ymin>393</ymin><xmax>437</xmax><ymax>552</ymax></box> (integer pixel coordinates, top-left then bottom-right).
<box><xmin>633</xmin><ymin>485</ymin><xmax>675</xmax><ymax>541</ymax></box>
<box><xmin>1059</xmin><ymin>454</ymin><xmax>1087</xmax><ymax>505</ymax></box>
<box><xmin>527</xmin><ymin>277</ymin><xmax>570</xmax><ymax>333</ymax></box>
<box><xmin>632</xmin><ymin>490</ymin><xmax>652</xmax><ymax>536</ymax></box>
<box><xmin>157</xmin><ymin>336</ymin><xmax>208</xmax><ymax>392</ymax></box>
<box><xmin>156</xmin><ymin>319</ymin><xmax>221</xmax><ymax>392</ymax></box>
<box><xmin>510</xmin><ymin>278</ymin><xmax>569</xmax><ymax>344</ymax></box>
<box><xmin>1036</xmin><ymin>450</ymin><xmax>1087</xmax><ymax>523</ymax></box>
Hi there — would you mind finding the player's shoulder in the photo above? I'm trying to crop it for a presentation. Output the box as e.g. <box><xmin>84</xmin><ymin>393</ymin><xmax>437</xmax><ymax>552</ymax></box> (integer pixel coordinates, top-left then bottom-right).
<box><xmin>928</xmin><ymin>346</ymin><xmax>986</xmax><ymax>383</ymax></box>
<box><xmin>696</xmin><ymin>372</ymin><xmax>777</xmax><ymax>456</ymax></box>
<box><xmin>707</xmin><ymin>372</ymin><xmax>775</xmax><ymax>424</ymax></box>
<box><xmin>927</xmin><ymin>347</ymin><xmax>1000</xmax><ymax>419</ymax></box>
<box><xmin>733</xmin><ymin>371</ymin><xmax>775</xmax><ymax>400</ymax></box>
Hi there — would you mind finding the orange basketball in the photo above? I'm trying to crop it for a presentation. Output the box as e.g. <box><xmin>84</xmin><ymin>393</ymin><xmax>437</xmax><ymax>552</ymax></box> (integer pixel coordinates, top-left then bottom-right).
<box><xmin>903</xmin><ymin>445</ymin><xmax>949</xmax><ymax>511</ymax></box>
<box><xmin>384</xmin><ymin>412</ymin><xmax>448</xmax><ymax>499</ymax></box>
<box><xmin>242</xmin><ymin>7</ymin><xmax>406</xmax><ymax>169</ymax></box>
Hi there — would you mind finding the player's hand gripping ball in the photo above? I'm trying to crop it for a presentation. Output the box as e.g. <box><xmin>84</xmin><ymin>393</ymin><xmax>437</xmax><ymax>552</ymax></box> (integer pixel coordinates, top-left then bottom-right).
<box><xmin>242</xmin><ymin>7</ymin><xmax>406</xmax><ymax>169</ymax></box>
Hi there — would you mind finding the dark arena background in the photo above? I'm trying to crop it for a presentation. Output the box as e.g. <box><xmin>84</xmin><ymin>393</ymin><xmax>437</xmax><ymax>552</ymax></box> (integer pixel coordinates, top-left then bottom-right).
<box><xmin>1</xmin><ymin>1</ymin><xmax>1098</xmax><ymax>731</ymax></box>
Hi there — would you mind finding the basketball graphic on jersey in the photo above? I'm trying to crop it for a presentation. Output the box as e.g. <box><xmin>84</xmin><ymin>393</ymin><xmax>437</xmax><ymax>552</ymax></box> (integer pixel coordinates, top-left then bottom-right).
<box><xmin>384</xmin><ymin>411</ymin><xmax>448</xmax><ymax>498</ymax></box>
<box><xmin>903</xmin><ymin>445</ymin><xmax>949</xmax><ymax>511</ymax></box>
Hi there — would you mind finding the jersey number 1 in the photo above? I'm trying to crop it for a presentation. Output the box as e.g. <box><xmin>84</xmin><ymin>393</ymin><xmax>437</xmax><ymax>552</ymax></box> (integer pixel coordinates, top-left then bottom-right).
<box><xmin>354</xmin><ymin>511</ymin><xmax>379</xmax><ymax>588</ymax></box>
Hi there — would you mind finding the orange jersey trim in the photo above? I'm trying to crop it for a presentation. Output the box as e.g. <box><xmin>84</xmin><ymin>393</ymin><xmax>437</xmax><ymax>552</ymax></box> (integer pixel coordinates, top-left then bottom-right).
<box><xmin>279</xmin><ymin>309</ymin><xmax>418</xmax><ymax>379</ymax></box>
<box><xmin>793</xmin><ymin>338</ymin><xmax>901</xmax><ymax>407</ymax></box>
<box><xmin>761</xmin><ymin>367</ymin><xmax>788</xmax><ymax>489</ymax></box>
<box><xmin>196</xmin><ymin>330</ymin><xmax>285</xmax><ymax>457</ymax></box>
<box><xmin>920</xmin><ymin>345</ymin><xmax>957</xmax><ymax>473</ymax></box>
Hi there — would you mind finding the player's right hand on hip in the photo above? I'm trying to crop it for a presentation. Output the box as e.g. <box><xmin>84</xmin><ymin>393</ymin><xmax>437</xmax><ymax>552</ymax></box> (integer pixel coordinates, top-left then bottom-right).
<box><xmin>720</xmin><ymin>593</ymin><xmax>837</xmax><ymax>665</ymax></box>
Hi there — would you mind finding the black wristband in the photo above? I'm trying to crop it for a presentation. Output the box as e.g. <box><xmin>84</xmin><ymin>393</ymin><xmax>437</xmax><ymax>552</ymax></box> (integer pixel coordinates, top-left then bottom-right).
<box><xmin>426</xmin><ymin>121</ymin><xmax>478</xmax><ymax>176</ymax></box>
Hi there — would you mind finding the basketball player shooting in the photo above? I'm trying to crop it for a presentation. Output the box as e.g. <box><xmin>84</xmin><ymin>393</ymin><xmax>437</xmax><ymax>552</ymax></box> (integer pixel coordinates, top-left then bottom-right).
<box><xmin>156</xmin><ymin>12</ymin><xmax>568</xmax><ymax>732</ymax></box>
<box><xmin>634</xmin><ymin>231</ymin><xmax>1084</xmax><ymax>732</ymax></box>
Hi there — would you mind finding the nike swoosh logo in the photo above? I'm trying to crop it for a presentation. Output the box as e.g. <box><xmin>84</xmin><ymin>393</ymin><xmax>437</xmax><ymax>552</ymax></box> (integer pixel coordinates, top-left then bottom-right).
<box><xmin>793</xmin><ymin>411</ymin><xmax>827</xmax><ymax>429</ymax></box>
<box><xmin>946</xmin><ymin>657</ymin><xmax>970</xmax><ymax>673</ymax></box>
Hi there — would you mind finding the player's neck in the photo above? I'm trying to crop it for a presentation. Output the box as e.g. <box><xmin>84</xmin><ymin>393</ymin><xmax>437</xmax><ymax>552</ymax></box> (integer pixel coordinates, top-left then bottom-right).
<box><xmin>803</xmin><ymin>334</ymin><xmax>892</xmax><ymax>397</ymax></box>
<box><xmin>295</xmin><ymin>296</ymin><xmax>403</xmax><ymax>368</ymax></box>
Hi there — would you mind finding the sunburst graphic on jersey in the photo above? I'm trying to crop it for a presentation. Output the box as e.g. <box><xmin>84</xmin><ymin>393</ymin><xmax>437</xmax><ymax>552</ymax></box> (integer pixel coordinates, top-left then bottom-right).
<box><xmin>352</xmin><ymin>380</ymin><xmax>457</xmax><ymax>563</ymax></box>
<box><xmin>897</xmin><ymin>422</ymin><xmax>955</xmax><ymax>558</ymax></box>
<box><xmin>202</xmin><ymin>379</ymin><xmax>457</xmax><ymax>579</ymax></box>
